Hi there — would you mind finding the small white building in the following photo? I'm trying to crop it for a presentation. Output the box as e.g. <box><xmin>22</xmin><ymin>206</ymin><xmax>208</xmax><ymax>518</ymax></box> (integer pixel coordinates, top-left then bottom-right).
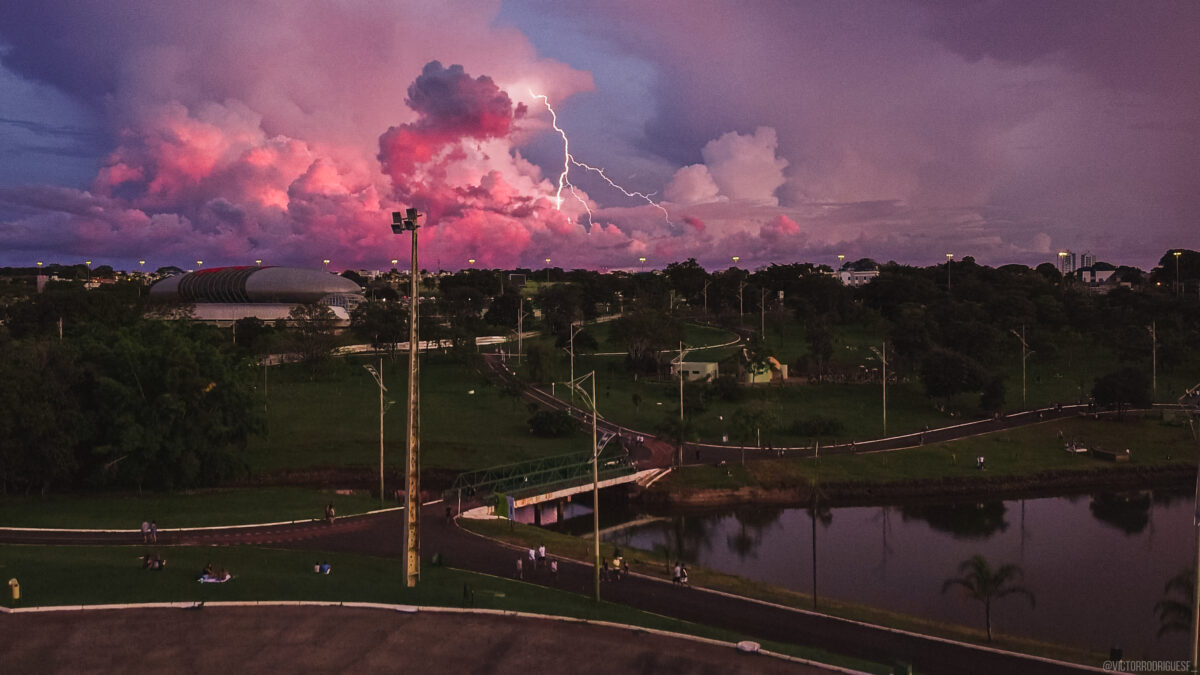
<box><xmin>837</xmin><ymin>269</ymin><xmax>879</xmax><ymax>287</ymax></box>
<box><xmin>671</xmin><ymin>361</ymin><xmax>719</xmax><ymax>382</ymax></box>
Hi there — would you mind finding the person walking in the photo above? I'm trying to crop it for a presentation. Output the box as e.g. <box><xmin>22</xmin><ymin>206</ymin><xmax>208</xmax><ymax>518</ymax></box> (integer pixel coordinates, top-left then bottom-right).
<box><xmin>149</xmin><ymin>521</ymin><xmax>158</xmax><ymax>544</ymax></box>
<box><xmin>536</xmin><ymin>544</ymin><xmax>546</xmax><ymax>569</ymax></box>
<box><xmin>672</xmin><ymin>562</ymin><xmax>682</xmax><ymax>586</ymax></box>
<box><xmin>515</xmin><ymin>557</ymin><xmax>523</xmax><ymax>580</ymax></box>
<box><xmin>141</xmin><ymin>521</ymin><xmax>150</xmax><ymax>544</ymax></box>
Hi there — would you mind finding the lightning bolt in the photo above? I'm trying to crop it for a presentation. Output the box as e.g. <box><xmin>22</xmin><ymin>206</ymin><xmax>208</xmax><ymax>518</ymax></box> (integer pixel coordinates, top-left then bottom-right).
<box><xmin>530</xmin><ymin>90</ymin><xmax>670</xmax><ymax>225</ymax></box>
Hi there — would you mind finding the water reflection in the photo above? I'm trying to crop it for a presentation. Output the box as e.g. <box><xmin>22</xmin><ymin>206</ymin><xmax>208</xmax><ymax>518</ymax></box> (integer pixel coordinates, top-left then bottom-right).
<box><xmin>900</xmin><ymin>501</ymin><xmax>1008</xmax><ymax>539</ymax></box>
<box><xmin>601</xmin><ymin>490</ymin><xmax>1192</xmax><ymax>657</ymax></box>
<box><xmin>1089</xmin><ymin>492</ymin><xmax>1152</xmax><ymax>535</ymax></box>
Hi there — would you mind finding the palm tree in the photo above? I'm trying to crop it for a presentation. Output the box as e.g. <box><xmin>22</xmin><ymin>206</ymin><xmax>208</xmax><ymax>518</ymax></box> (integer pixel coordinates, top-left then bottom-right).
<box><xmin>942</xmin><ymin>554</ymin><xmax>1035</xmax><ymax>641</ymax></box>
<box><xmin>1155</xmin><ymin>568</ymin><xmax>1194</xmax><ymax>637</ymax></box>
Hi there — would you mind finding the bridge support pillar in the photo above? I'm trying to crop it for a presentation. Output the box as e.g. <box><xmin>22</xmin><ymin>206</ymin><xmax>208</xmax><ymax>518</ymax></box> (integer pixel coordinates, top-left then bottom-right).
<box><xmin>534</xmin><ymin>503</ymin><xmax>542</xmax><ymax>526</ymax></box>
<box><xmin>555</xmin><ymin>500</ymin><xmax>564</xmax><ymax>523</ymax></box>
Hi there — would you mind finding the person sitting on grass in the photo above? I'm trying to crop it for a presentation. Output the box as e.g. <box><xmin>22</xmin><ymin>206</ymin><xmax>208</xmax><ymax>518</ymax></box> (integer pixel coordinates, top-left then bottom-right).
<box><xmin>142</xmin><ymin>553</ymin><xmax>166</xmax><ymax>570</ymax></box>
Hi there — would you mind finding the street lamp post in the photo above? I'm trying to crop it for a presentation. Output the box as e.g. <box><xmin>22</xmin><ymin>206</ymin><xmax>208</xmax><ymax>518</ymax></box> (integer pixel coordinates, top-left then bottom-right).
<box><xmin>256</xmin><ymin>259</ymin><xmax>263</xmax><ymax>267</ymax></box>
<box><xmin>868</xmin><ymin>342</ymin><xmax>887</xmax><ymax>436</ymax></box>
<box><xmin>323</xmin><ymin>259</ymin><xmax>331</xmax><ymax>273</ymax></box>
<box><xmin>638</xmin><ymin>256</ymin><xmax>646</xmax><ymax>273</ymax></box>
<box><xmin>363</xmin><ymin>359</ymin><xmax>391</xmax><ymax>508</ymax></box>
<box><xmin>760</xmin><ymin>287</ymin><xmax>767</xmax><ymax>336</ymax></box>
<box><xmin>1010</xmin><ymin>325</ymin><xmax>1031</xmax><ymax>408</ymax></box>
<box><xmin>569</xmin><ymin>322</ymin><xmax>585</xmax><ymax>402</ymax></box>
<box><xmin>1175</xmin><ymin>250</ymin><xmax>1183</xmax><ymax>295</ymax></box>
<box><xmin>945</xmin><ymin>253</ymin><xmax>953</xmax><ymax>292</ymax></box>
<box><xmin>85</xmin><ymin>260</ymin><xmax>92</xmax><ymax>283</ymax></box>
<box><xmin>1149</xmin><ymin>321</ymin><xmax>1157</xmax><ymax>400</ymax></box>
<box><xmin>545</xmin><ymin>258</ymin><xmax>551</xmax><ymax>283</ymax></box>
<box><xmin>391</xmin><ymin>208</ymin><xmax>423</xmax><ymax>588</ymax></box>
<box><xmin>702</xmin><ymin>280</ymin><xmax>711</xmax><ymax>316</ymax></box>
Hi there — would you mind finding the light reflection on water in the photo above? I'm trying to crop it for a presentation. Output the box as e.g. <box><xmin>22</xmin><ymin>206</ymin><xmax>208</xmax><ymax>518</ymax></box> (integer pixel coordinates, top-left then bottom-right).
<box><xmin>599</xmin><ymin>491</ymin><xmax>1192</xmax><ymax>658</ymax></box>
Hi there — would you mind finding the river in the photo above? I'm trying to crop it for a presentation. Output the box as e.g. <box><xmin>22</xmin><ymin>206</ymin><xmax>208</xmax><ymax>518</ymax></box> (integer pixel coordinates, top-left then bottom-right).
<box><xmin>561</xmin><ymin>490</ymin><xmax>1194</xmax><ymax>658</ymax></box>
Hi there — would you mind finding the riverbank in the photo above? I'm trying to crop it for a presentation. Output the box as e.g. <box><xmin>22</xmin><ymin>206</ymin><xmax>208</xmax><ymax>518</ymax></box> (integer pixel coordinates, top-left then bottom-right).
<box><xmin>646</xmin><ymin>416</ymin><xmax>1197</xmax><ymax>508</ymax></box>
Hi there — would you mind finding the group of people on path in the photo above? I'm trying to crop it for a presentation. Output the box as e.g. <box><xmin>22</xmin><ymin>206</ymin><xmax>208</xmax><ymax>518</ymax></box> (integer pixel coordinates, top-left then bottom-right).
<box><xmin>140</xmin><ymin>520</ymin><xmax>158</xmax><ymax>543</ymax></box>
<box><xmin>515</xmin><ymin>543</ymin><xmax>558</xmax><ymax>582</ymax></box>
<box><xmin>672</xmin><ymin>561</ymin><xmax>690</xmax><ymax>587</ymax></box>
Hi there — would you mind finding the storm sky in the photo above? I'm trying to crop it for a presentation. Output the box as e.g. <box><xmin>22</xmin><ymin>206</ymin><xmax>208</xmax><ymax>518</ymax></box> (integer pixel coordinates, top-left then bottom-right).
<box><xmin>0</xmin><ymin>1</ymin><xmax>1196</xmax><ymax>271</ymax></box>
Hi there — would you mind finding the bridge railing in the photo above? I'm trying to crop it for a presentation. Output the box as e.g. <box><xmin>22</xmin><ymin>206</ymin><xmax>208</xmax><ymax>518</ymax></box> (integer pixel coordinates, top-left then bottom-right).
<box><xmin>444</xmin><ymin>445</ymin><xmax>633</xmax><ymax>501</ymax></box>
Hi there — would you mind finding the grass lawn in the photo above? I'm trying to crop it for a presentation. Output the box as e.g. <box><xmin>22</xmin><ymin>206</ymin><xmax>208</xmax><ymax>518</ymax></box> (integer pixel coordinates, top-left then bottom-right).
<box><xmin>665</xmin><ymin>416</ymin><xmax>1199</xmax><ymax>491</ymax></box>
<box><xmin>0</xmin><ymin>487</ymin><xmax>385</xmax><ymax>529</ymax></box>
<box><xmin>462</xmin><ymin>518</ymin><xmax>1105</xmax><ymax>668</ymax></box>
<box><xmin>247</xmin><ymin>354</ymin><xmax>587</xmax><ymax>474</ymax></box>
<box><xmin>0</xmin><ymin>544</ymin><xmax>889</xmax><ymax>674</ymax></box>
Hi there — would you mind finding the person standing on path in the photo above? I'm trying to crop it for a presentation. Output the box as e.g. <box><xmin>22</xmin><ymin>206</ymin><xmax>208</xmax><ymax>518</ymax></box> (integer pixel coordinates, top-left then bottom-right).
<box><xmin>515</xmin><ymin>557</ymin><xmax>523</xmax><ymax>580</ymax></box>
<box><xmin>536</xmin><ymin>544</ymin><xmax>546</xmax><ymax>569</ymax></box>
<box><xmin>149</xmin><ymin>521</ymin><xmax>157</xmax><ymax>544</ymax></box>
<box><xmin>141</xmin><ymin>521</ymin><xmax>150</xmax><ymax>543</ymax></box>
<box><xmin>672</xmin><ymin>562</ymin><xmax>682</xmax><ymax>586</ymax></box>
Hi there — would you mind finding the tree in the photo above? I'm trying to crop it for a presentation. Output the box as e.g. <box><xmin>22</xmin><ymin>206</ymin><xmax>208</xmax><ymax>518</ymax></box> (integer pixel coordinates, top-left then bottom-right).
<box><xmin>527</xmin><ymin>409</ymin><xmax>577</xmax><ymax>437</ymax></box>
<box><xmin>610</xmin><ymin>307</ymin><xmax>684</xmax><ymax>375</ymax></box>
<box><xmin>920</xmin><ymin>348</ymin><xmax>987</xmax><ymax>400</ymax></box>
<box><xmin>350</xmin><ymin>299</ymin><xmax>407</xmax><ymax>360</ymax></box>
<box><xmin>1155</xmin><ymin>569</ymin><xmax>1193</xmax><ymax>637</ymax></box>
<box><xmin>803</xmin><ymin>319</ymin><xmax>834</xmax><ymax>382</ymax></box>
<box><xmin>1091</xmin><ymin>367</ymin><xmax>1152</xmax><ymax>418</ymax></box>
<box><xmin>287</xmin><ymin>303</ymin><xmax>339</xmax><ymax>374</ymax></box>
<box><xmin>942</xmin><ymin>555</ymin><xmax>1035</xmax><ymax>641</ymax></box>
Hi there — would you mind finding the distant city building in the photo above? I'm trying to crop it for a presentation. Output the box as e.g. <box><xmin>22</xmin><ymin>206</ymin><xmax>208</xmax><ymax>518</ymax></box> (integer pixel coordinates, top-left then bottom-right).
<box><xmin>148</xmin><ymin>266</ymin><xmax>364</xmax><ymax>324</ymax></box>
<box><xmin>1057</xmin><ymin>250</ymin><xmax>1077</xmax><ymax>275</ymax></box>
<box><xmin>1080</xmin><ymin>251</ymin><xmax>1096</xmax><ymax>269</ymax></box>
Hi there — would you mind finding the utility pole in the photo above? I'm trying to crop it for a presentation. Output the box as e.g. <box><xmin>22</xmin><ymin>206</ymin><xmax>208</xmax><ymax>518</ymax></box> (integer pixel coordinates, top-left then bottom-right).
<box><xmin>566</xmin><ymin>371</ymin><xmax>602</xmax><ymax>602</ymax></box>
<box><xmin>760</xmin><ymin>287</ymin><xmax>767</xmax><ymax>336</ymax></box>
<box><xmin>702</xmin><ymin>280</ymin><xmax>711</xmax><ymax>316</ymax></box>
<box><xmin>568</xmin><ymin>322</ymin><xmax>585</xmax><ymax>402</ymax></box>
<box><xmin>391</xmin><ymin>208</ymin><xmax>422</xmax><ymax>587</ymax></box>
<box><xmin>517</xmin><ymin>296</ymin><xmax>525</xmax><ymax>365</ymax></box>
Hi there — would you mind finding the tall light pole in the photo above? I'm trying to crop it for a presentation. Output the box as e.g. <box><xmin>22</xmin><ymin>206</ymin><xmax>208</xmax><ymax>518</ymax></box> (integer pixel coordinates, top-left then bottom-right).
<box><xmin>391</xmin><ymin>208</ymin><xmax>423</xmax><ymax>588</ymax></box>
<box><xmin>256</xmin><ymin>259</ymin><xmax>263</xmax><ymax>267</ymax></box>
<box><xmin>638</xmin><ymin>256</ymin><xmax>646</xmax><ymax>273</ymax></box>
<box><xmin>738</xmin><ymin>280</ymin><xmax>746</xmax><ymax>323</ymax></box>
<box><xmin>674</xmin><ymin>343</ymin><xmax>693</xmax><ymax>466</ymax></box>
<box><xmin>1010</xmin><ymin>325</ymin><xmax>1031</xmax><ymax>408</ymax></box>
<box><xmin>702</xmin><ymin>280</ymin><xmax>711</xmax><ymax>315</ymax></box>
<box><xmin>945</xmin><ymin>253</ymin><xmax>953</xmax><ymax>293</ymax></box>
<box><xmin>837</xmin><ymin>254</ymin><xmax>845</xmax><ymax>269</ymax></box>
<box><xmin>565</xmin><ymin>370</ymin><xmax>601</xmax><ymax>602</ymax></box>
<box><xmin>195</xmin><ymin>260</ymin><xmax>203</xmax><ymax>270</ymax></box>
<box><xmin>545</xmin><ymin>258</ymin><xmax>551</xmax><ymax>283</ymax></box>
<box><xmin>868</xmin><ymin>342</ymin><xmax>887</xmax><ymax>435</ymax></box>
<box><xmin>363</xmin><ymin>359</ymin><xmax>390</xmax><ymax>508</ymax></box>
<box><xmin>517</xmin><ymin>296</ymin><xmax>530</xmax><ymax>365</ymax></box>
<box><xmin>85</xmin><ymin>260</ymin><xmax>92</xmax><ymax>283</ymax></box>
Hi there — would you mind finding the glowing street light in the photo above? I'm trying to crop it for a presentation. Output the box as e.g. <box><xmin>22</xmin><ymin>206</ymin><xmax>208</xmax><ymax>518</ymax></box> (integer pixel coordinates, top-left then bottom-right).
<box><xmin>85</xmin><ymin>260</ymin><xmax>92</xmax><ymax>283</ymax></box>
<box><xmin>468</xmin><ymin>258</ymin><xmax>476</xmax><ymax>266</ymax></box>
<box><xmin>638</xmin><ymin>256</ymin><xmax>646</xmax><ymax>273</ymax></box>
<box><xmin>545</xmin><ymin>257</ymin><xmax>551</xmax><ymax>283</ymax></box>
<box><xmin>945</xmin><ymin>253</ymin><xmax>953</xmax><ymax>292</ymax></box>
<box><xmin>1175</xmin><ymin>250</ymin><xmax>1183</xmax><ymax>295</ymax></box>
<box><xmin>837</xmin><ymin>254</ymin><xmax>845</xmax><ymax>268</ymax></box>
<box><xmin>732</xmin><ymin>255</ymin><xmax>740</xmax><ymax>265</ymax></box>
<box><xmin>36</xmin><ymin>261</ymin><xmax>43</xmax><ymax>270</ymax></box>
<box><xmin>390</xmin><ymin>258</ymin><xmax>399</xmax><ymax>268</ymax></box>
<box><xmin>256</xmin><ymin>259</ymin><xmax>263</xmax><ymax>266</ymax></box>
<box><xmin>195</xmin><ymin>260</ymin><xmax>203</xmax><ymax>270</ymax></box>
<box><xmin>323</xmin><ymin>259</ymin><xmax>331</xmax><ymax>272</ymax></box>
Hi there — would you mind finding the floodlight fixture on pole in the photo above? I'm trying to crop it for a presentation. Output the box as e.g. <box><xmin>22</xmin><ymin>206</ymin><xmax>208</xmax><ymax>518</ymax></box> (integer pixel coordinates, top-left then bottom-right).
<box><xmin>196</xmin><ymin>260</ymin><xmax>203</xmax><ymax>269</ymax></box>
<box><xmin>868</xmin><ymin>342</ymin><xmax>888</xmax><ymax>436</ymax></box>
<box><xmin>545</xmin><ymin>258</ymin><xmax>551</xmax><ymax>283</ymax></box>
<box><xmin>391</xmin><ymin>207</ymin><xmax>423</xmax><ymax>588</ymax></box>
<box><xmin>837</xmin><ymin>254</ymin><xmax>845</xmax><ymax>267</ymax></box>
<box><xmin>323</xmin><ymin>259</ymin><xmax>331</xmax><ymax>272</ymax></box>
<box><xmin>1009</xmin><ymin>326</ymin><xmax>1031</xmax><ymax>407</ymax></box>
<box><xmin>564</xmin><ymin>370</ymin><xmax>602</xmax><ymax>602</ymax></box>
<box><xmin>945</xmin><ymin>253</ymin><xmax>953</xmax><ymax>292</ymax></box>
<box><xmin>36</xmin><ymin>261</ymin><xmax>42</xmax><ymax>270</ymax></box>
<box><xmin>256</xmin><ymin>259</ymin><xmax>263</xmax><ymax>266</ymax></box>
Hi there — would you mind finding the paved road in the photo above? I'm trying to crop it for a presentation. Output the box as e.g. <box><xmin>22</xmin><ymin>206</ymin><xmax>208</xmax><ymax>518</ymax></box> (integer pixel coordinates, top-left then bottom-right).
<box><xmin>1</xmin><ymin>606</ymin><xmax>829</xmax><ymax>674</ymax></box>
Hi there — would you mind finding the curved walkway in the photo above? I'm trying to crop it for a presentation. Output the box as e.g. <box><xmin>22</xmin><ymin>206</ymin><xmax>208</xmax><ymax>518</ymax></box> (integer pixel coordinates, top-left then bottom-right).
<box><xmin>1</xmin><ymin>505</ymin><xmax>1101</xmax><ymax>675</ymax></box>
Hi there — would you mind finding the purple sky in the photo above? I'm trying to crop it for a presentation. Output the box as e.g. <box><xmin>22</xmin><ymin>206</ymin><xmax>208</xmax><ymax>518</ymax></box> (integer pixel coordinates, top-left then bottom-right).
<box><xmin>0</xmin><ymin>1</ymin><xmax>1196</xmax><ymax>272</ymax></box>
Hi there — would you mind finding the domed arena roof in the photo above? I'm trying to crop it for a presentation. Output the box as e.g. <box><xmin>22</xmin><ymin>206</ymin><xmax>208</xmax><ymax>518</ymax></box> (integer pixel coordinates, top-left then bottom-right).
<box><xmin>149</xmin><ymin>266</ymin><xmax>362</xmax><ymax>304</ymax></box>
